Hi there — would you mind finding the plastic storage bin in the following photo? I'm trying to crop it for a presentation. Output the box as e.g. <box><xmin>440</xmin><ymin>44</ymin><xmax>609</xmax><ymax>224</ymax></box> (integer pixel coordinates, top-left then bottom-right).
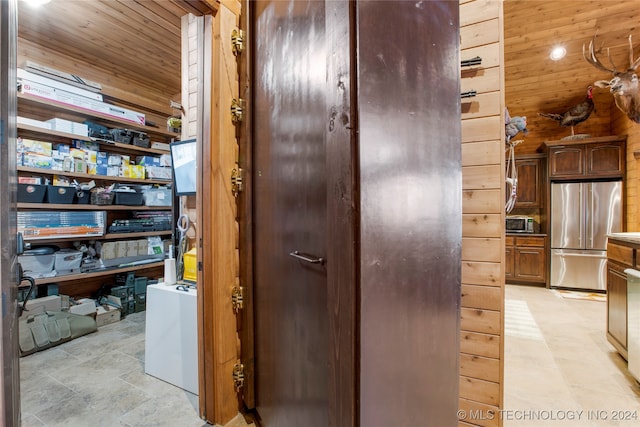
<box><xmin>45</xmin><ymin>185</ymin><xmax>75</xmax><ymax>204</ymax></box>
<box><xmin>143</xmin><ymin>187</ymin><xmax>172</xmax><ymax>206</ymax></box>
<box><xmin>114</xmin><ymin>191</ymin><xmax>144</xmax><ymax>206</ymax></box>
<box><xmin>18</xmin><ymin>183</ymin><xmax>46</xmax><ymax>203</ymax></box>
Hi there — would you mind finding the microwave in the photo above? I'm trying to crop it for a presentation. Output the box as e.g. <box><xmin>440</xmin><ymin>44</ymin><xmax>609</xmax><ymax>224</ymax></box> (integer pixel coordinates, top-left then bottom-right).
<box><xmin>505</xmin><ymin>216</ymin><xmax>535</xmax><ymax>233</ymax></box>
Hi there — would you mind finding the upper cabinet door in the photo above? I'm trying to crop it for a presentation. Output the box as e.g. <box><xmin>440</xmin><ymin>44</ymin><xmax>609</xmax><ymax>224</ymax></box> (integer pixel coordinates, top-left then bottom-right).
<box><xmin>548</xmin><ymin>145</ymin><xmax>585</xmax><ymax>178</ymax></box>
<box><xmin>514</xmin><ymin>157</ymin><xmax>542</xmax><ymax>208</ymax></box>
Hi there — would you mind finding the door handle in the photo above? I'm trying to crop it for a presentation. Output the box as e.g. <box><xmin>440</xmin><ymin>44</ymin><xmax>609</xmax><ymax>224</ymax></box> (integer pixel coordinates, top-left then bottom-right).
<box><xmin>289</xmin><ymin>251</ymin><xmax>325</xmax><ymax>265</ymax></box>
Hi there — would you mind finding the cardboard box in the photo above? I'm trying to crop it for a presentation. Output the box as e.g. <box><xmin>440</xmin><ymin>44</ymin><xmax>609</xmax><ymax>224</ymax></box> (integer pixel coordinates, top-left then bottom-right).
<box><xmin>95</xmin><ymin>304</ymin><xmax>121</xmax><ymax>327</ymax></box>
<box><xmin>18</xmin><ymin>138</ymin><xmax>53</xmax><ymax>156</ymax></box>
<box><xmin>54</xmin><ymin>249</ymin><xmax>83</xmax><ymax>273</ymax></box>
<box><xmin>69</xmin><ymin>299</ymin><xmax>96</xmax><ymax>316</ymax></box>
<box><xmin>136</xmin><ymin>156</ymin><xmax>160</xmax><ymax>166</ymax></box>
<box><xmin>18</xmin><ymin>68</ymin><xmax>103</xmax><ymax>101</ymax></box>
<box><xmin>145</xmin><ymin>166</ymin><xmax>172</xmax><ymax>180</ymax></box>
<box><xmin>17</xmin><ymin>116</ymin><xmax>52</xmax><ymax>130</ymax></box>
<box><xmin>20</xmin><ymin>80</ymin><xmax>145</xmax><ymax>125</ymax></box>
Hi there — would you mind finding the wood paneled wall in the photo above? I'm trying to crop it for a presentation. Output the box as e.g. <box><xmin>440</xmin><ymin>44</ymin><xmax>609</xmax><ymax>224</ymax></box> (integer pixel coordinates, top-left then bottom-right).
<box><xmin>460</xmin><ymin>1</ymin><xmax>504</xmax><ymax>426</ymax></box>
<box><xmin>612</xmin><ymin>104</ymin><xmax>640</xmax><ymax>231</ymax></box>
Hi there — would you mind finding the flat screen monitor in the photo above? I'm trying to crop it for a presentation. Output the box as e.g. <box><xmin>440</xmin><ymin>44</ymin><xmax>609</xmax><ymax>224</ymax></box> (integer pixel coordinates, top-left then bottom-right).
<box><xmin>169</xmin><ymin>138</ymin><xmax>197</xmax><ymax>196</ymax></box>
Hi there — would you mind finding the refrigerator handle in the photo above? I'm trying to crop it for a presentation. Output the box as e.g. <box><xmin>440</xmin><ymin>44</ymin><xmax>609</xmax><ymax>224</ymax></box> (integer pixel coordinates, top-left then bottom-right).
<box><xmin>587</xmin><ymin>183</ymin><xmax>593</xmax><ymax>248</ymax></box>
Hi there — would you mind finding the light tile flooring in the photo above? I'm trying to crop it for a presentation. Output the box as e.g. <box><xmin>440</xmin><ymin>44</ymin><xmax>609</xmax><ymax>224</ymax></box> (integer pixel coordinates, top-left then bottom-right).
<box><xmin>19</xmin><ymin>311</ymin><xmax>253</xmax><ymax>427</ymax></box>
<box><xmin>505</xmin><ymin>284</ymin><xmax>640</xmax><ymax>426</ymax></box>
<box><xmin>20</xmin><ymin>285</ymin><xmax>640</xmax><ymax>426</ymax></box>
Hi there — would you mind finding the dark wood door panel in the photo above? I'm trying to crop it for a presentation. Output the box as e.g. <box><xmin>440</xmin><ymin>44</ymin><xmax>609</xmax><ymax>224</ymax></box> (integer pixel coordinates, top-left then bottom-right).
<box><xmin>549</xmin><ymin>145</ymin><xmax>584</xmax><ymax>178</ymax></box>
<box><xmin>252</xmin><ymin>1</ymin><xmax>329</xmax><ymax>425</ymax></box>
<box><xmin>514</xmin><ymin>159</ymin><xmax>541</xmax><ymax>207</ymax></box>
<box><xmin>607</xmin><ymin>264</ymin><xmax>628</xmax><ymax>350</ymax></box>
<box><xmin>587</xmin><ymin>143</ymin><xmax>623</xmax><ymax>177</ymax></box>
<box><xmin>514</xmin><ymin>246</ymin><xmax>545</xmax><ymax>281</ymax></box>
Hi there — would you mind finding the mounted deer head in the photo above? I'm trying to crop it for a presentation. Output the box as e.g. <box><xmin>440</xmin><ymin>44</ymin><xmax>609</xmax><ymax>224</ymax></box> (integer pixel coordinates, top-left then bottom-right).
<box><xmin>583</xmin><ymin>34</ymin><xmax>640</xmax><ymax>123</ymax></box>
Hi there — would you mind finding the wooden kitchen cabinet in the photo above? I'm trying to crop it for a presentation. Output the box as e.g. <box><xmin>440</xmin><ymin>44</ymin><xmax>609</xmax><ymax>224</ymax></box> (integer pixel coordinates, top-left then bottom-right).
<box><xmin>505</xmin><ymin>235</ymin><xmax>546</xmax><ymax>285</ymax></box>
<box><xmin>512</xmin><ymin>155</ymin><xmax>544</xmax><ymax>209</ymax></box>
<box><xmin>606</xmin><ymin>239</ymin><xmax>635</xmax><ymax>359</ymax></box>
<box><xmin>545</xmin><ymin>135</ymin><xmax>626</xmax><ymax>180</ymax></box>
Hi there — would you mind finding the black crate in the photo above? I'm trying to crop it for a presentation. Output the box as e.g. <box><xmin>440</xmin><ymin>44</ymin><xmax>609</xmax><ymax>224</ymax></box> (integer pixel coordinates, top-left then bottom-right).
<box><xmin>114</xmin><ymin>191</ymin><xmax>144</xmax><ymax>206</ymax></box>
<box><xmin>75</xmin><ymin>190</ymin><xmax>91</xmax><ymax>204</ymax></box>
<box><xmin>18</xmin><ymin>183</ymin><xmax>46</xmax><ymax>203</ymax></box>
<box><xmin>132</xmin><ymin>132</ymin><xmax>150</xmax><ymax>148</ymax></box>
<box><xmin>109</xmin><ymin>128</ymin><xmax>133</xmax><ymax>144</ymax></box>
<box><xmin>45</xmin><ymin>185</ymin><xmax>75</xmax><ymax>204</ymax></box>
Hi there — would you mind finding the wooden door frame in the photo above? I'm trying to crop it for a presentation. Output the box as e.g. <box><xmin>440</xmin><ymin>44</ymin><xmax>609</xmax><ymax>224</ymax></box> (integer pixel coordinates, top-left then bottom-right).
<box><xmin>0</xmin><ymin>0</ymin><xmax>20</xmax><ymax>424</ymax></box>
<box><xmin>198</xmin><ymin>1</ymin><xmax>243</xmax><ymax>425</ymax></box>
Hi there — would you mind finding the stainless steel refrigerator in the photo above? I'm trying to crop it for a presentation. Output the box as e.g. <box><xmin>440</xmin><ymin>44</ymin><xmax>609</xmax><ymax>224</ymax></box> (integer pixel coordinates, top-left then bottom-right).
<box><xmin>550</xmin><ymin>181</ymin><xmax>622</xmax><ymax>290</ymax></box>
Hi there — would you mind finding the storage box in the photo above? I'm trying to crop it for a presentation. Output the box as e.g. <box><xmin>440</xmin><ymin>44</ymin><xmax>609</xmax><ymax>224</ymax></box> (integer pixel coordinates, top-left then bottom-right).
<box><xmin>45</xmin><ymin>185</ymin><xmax>75</xmax><ymax>204</ymax></box>
<box><xmin>123</xmin><ymin>165</ymin><xmax>145</xmax><ymax>179</ymax></box>
<box><xmin>91</xmin><ymin>190</ymin><xmax>114</xmax><ymax>205</ymax></box>
<box><xmin>114</xmin><ymin>191</ymin><xmax>143</xmax><ymax>206</ymax></box>
<box><xmin>18</xmin><ymin>253</ymin><xmax>55</xmax><ymax>275</ymax></box>
<box><xmin>95</xmin><ymin>305</ymin><xmax>121</xmax><ymax>327</ymax></box>
<box><xmin>20</xmin><ymin>80</ymin><xmax>145</xmax><ymax>125</ymax></box>
<box><xmin>143</xmin><ymin>187</ymin><xmax>172</xmax><ymax>206</ymax></box>
<box><xmin>136</xmin><ymin>156</ymin><xmax>160</xmax><ymax>166</ymax></box>
<box><xmin>133</xmin><ymin>276</ymin><xmax>148</xmax><ymax>295</ymax></box>
<box><xmin>22</xmin><ymin>153</ymin><xmax>53</xmax><ymax>169</ymax></box>
<box><xmin>134</xmin><ymin>294</ymin><xmax>146</xmax><ymax>312</ymax></box>
<box><xmin>145</xmin><ymin>166</ymin><xmax>172</xmax><ymax>180</ymax></box>
<box><xmin>54</xmin><ymin>249</ymin><xmax>83</xmax><ymax>273</ymax></box>
<box><xmin>18</xmin><ymin>183</ymin><xmax>46</xmax><ymax>203</ymax></box>
<box><xmin>69</xmin><ymin>299</ymin><xmax>96</xmax><ymax>316</ymax></box>
<box><xmin>18</xmin><ymin>138</ymin><xmax>53</xmax><ymax>156</ymax></box>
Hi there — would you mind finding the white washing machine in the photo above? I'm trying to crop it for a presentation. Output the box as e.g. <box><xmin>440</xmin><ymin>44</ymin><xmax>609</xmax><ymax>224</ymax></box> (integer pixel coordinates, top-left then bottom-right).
<box><xmin>145</xmin><ymin>283</ymin><xmax>198</xmax><ymax>394</ymax></box>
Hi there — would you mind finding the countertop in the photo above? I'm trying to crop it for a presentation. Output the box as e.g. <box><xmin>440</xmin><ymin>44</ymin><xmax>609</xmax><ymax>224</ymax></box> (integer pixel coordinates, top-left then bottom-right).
<box><xmin>608</xmin><ymin>232</ymin><xmax>640</xmax><ymax>245</ymax></box>
<box><xmin>506</xmin><ymin>233</ymin><xmax>547</xmax><ymax>237</ymax></box>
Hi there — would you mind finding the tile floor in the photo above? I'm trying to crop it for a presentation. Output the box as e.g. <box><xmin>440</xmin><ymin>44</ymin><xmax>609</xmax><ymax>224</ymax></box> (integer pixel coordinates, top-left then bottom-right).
<box><xmin>20</xmin><ymin>285</ymin><xmax>640</xmax><ymax>426</ymax></box>
<box><xmin>19</xmin><ymin>311</ymin><xmax>252</xmax><ymax>427</ymax></box>
<box><xmin>504</xmin><ymin>284</ymin><xmax>640</xmax><ymax>426</ymax></box>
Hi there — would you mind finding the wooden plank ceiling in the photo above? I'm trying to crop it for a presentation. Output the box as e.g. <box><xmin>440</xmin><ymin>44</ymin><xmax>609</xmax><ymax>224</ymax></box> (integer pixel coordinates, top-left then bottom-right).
<box><xmin>17</xmin><ymin>0</ymin><xmax>217</xmax><ymax>111</ymax></box>
<box><xmin>505</xmin><ymin>0</ymin><xmax>640</xmax><ymax>153</ymax></box>
<box><xmin>18</xmin><ymin>0</ymin><xmax>638</xmax><ymax>154</ymax></box>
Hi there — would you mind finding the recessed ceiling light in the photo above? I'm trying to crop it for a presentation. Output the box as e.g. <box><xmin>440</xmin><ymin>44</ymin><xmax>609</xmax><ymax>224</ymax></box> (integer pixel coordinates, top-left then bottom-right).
<box><xmin>21</xmin><ymin>0</ymin><xmax>51</xmax><ymax>7</ymax></box>
<box><xmin>550</xmin><ymin>46</ymin><xmax>567</xmax><ymax>61</ymax></box>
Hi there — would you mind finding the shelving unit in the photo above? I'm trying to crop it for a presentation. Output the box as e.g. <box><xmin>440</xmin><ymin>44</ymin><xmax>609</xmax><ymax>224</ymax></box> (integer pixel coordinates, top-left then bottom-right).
<box><xmin>17</xmin><ymin>90</ymin><xmax>176</xmax><ymax>298</ymax></box>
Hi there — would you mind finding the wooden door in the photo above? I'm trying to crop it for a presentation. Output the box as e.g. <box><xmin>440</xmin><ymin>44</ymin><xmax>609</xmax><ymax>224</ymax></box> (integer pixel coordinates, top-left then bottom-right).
<box><xmin>252</xmin><ymin>1</ymin><xmax>330</xmax><ymax>425</ymax></box>
<box><xmin>0</xmin><ymin>0</ymin><xmax>20</xmax><ymax>424</ymax></box>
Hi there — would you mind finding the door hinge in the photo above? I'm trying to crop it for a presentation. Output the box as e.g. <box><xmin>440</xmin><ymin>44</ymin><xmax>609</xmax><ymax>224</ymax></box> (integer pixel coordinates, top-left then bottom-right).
<box><xmin>231</xmin><ymin>29</ymin><xmax>244</xmax><ymax>56</ymax></box>
<box><xmin>232</xmin><ymin>286</ymin><xmax>244</xmax><ymax>313</ymax></box>
<box><xmin>233</xmin><ymin>362</ymin><xmax>245</xmax><ymax>392</ymax></box>
<box><xmin>231</xmin><ymin>98</ymin><xmax>244</xmax><ymax>123</ymax></box>
<box><xmin>231</xmin><ymin>168</ymin><xmax>243</xmax><ymax>197</ymax></box>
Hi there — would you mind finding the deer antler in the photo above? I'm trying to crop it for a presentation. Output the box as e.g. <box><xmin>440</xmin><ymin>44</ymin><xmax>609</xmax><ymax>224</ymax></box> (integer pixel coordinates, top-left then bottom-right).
<box><xmin>628</xmin><ymin>35</ymin><xmax>640</xmax><ymax>71</ymax></box>
<box><xmin>583</xmin><ymin>34</ymin><xmax>617</xmax><ymax>73</ymax></box>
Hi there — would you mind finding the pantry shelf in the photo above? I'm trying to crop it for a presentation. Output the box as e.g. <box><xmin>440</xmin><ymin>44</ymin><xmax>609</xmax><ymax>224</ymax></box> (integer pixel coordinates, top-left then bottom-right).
<box><xmin>17</xmin><ymin>166</ymin><xmax>172</xmax><ymax>185</ymax></box>
<box><xmin>18</xmin><ymin>122</ymin><xmax>172</xmax><ymax>155</ymax></box>
<box><xmin>17</xmin><ymin>203</ymin><xmax>172</xmax><ymax>211</ymax></box>
<box><xmin>22</xmin><ymin>261</ymin><xmax>165</xmax><ymax>286</ymax></box>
